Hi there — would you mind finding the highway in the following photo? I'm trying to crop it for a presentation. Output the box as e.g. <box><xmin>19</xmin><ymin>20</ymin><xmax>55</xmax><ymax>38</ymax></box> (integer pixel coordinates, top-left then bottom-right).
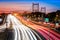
<box><xmin>6</xmin><ymin>14</ymin><xmax>43</xmax><ymax>40</ymax></box>
<box><xmin>0</xmin><ymin>14</ymin><xmax>60</xmax><ymax>40</ymax></box>
<box><xmin>16</xmin><ymin>14</ymin><xmax>60</xmax><ymax>40</ymax></box>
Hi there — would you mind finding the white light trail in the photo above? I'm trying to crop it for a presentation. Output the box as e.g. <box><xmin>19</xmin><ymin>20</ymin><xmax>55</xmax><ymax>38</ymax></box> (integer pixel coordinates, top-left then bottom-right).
<box><xmin>7</xmin><ymin>14</ymin><xmax>39</xmax><ymax>40</ymax></box>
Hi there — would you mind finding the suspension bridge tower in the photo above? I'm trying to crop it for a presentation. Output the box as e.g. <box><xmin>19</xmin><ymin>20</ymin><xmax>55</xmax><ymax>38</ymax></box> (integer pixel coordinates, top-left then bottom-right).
<box><xmin>32</xmin><ymin>3</ymin><xmax>39</xmax><ymax>12</ymax></box>
<box><xmin>41</xmin><ymin>7</ymin><xmax>46</xmax><ymax>13</ymax></box>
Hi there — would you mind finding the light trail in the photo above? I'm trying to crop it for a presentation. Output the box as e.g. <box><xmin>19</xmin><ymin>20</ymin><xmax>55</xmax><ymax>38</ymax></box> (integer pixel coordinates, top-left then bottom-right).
<box><xmin>17</xmin><ymin>15</ymin><xmax>60</xmax><ymax>40</ymax></box>
<box><xmin>31</xmin><ymin>29</ymin><xmax>46</xmax><ymax>40</ymax></box>
<box><xmin>7</xmin><ymin>14</ymin><xmax>42</xmax><ymax>40</ymax></box>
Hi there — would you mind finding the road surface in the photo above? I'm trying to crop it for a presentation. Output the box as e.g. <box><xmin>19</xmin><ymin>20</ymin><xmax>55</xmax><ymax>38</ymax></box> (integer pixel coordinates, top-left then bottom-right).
<box><xmin>0</xmin><ymin>14</ymin><xmax>60</xmax><ymax>40</ymax></box>
<box><xmin>16</xmin><ymin>14</ymin><xmax>60</xmax><ymax>40</ymax></box>
<box><xmin>6</xmin><ymin>14</ymin><xmax>43</xmax><ymax>40</ymax></box>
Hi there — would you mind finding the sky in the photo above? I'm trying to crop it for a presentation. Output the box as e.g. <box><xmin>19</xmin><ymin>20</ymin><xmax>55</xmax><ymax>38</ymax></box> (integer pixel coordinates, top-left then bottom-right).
<box><xmin>0</xmin><ymin>0</ymin><xmax>60</xmax><ymax>13</ymax></box>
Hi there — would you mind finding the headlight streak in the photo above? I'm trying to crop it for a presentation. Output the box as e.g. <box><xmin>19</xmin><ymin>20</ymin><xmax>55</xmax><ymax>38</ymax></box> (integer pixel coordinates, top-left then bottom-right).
<box><xmin>6</xmin><ymin>14</ymin><xmax>60</xmax><ymax>40</ymax></box>
<box><xmin>30</xmin><ymin>29</ymin><xmax>46</xmax><ymax>40</ymax></box>
<box><xmin>7</xmin><ymin>14</ymin><xmax>40</xmax><ymax>40</ymax></box>
<box><xmin>25</xmin><ymin>27</ymin><xmax>37</xmax><ymax>40</ymax></box>
<box><xmin>18</xmin><ymin>16</ymin><xmax>60</xmax><ymax>40</ymax></box>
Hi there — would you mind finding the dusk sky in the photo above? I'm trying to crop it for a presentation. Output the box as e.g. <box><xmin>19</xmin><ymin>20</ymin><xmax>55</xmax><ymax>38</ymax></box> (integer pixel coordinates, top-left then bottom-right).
<box><xmin>0</xmin><ymin>0</ymin><xmax>60</xmax><ymax>13</ymax></box>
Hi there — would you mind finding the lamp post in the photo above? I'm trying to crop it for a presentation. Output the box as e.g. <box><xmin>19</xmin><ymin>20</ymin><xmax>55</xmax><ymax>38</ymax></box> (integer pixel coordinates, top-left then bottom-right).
<box><xmin>5</xmin><ymin>14</ymin><xmax>8</xmax><ymax>29</ymax></box>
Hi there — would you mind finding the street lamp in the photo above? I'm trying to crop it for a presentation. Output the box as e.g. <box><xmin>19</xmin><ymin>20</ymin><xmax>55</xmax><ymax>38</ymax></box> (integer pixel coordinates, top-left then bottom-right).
<box><xmin>5</xmin><ymin>14</ymin><xmax>8</xmax><ymax>29</ymax></box>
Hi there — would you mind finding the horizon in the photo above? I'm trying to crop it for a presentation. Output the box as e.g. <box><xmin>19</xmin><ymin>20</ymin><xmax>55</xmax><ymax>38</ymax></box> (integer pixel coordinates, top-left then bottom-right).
<box><xmin>0</xmin><ymin>0</ymin><xmax>60</xmax><ymax>13</ymax></box>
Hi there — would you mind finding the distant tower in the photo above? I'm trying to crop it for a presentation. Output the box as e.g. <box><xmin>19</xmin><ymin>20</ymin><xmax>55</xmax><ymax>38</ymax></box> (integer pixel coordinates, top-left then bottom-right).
<box><xmin>32</xmin><ymin>3</ymin><xmax>39</xmax><ymax>12</ymax></box>
<box><xmin>41</xmin><ymin>7</ymin><xmax>46</xmax><ymax>13</ymax></box>
<box><xmin>41</xmin><ymin>7</ymin><xmax>46</xmax><ymax>18</ymax></box>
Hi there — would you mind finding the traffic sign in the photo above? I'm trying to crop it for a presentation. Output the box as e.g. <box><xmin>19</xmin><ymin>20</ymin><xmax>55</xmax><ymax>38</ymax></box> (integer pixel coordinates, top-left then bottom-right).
<box><xmin>45</xmin><ymin>18</ymin><xmax>49</xmax><ymax>22</ymax></box>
